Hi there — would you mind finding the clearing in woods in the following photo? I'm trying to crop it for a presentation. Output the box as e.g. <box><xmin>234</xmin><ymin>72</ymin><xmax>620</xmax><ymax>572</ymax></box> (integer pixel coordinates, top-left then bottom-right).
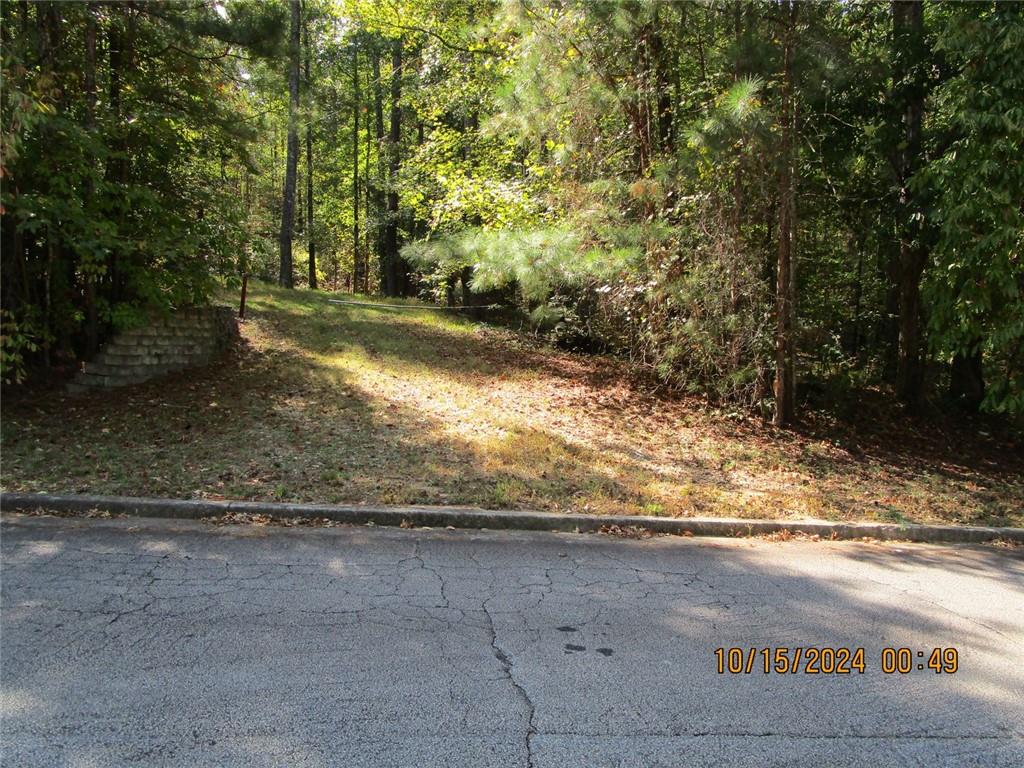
<box><xmin>2</xmin><ymin>283</ymin><xmax>1022</xmax><ymax>527</ymax></box>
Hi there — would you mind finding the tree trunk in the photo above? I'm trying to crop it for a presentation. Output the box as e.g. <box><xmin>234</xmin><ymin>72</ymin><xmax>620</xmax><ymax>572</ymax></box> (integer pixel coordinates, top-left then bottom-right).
<box><xmin>364</xmin><ymin>88</ymin><xmax>372</xmax><ymax>293</ymax></box>
<box><xmin>305</xmin><ymin>14</ymin><xmax>316</xmax><ymax>290</ymax></box>
<box><xmin>371</xmin><ymin>39</ymin><xmax>385</xmax><ymax>289</ymax></box>
<box><xmin>850</xmin><ymin>231</ymin><xmax>864</xmax><ymax>359</ymax></box>
<box><xmin>107</xmin><ymin>3</ymin><xmax>120</xmax><ymax>303</ymax></box>
<box><xmin>445</xmin><ymin>273</ymin><xmax>457</xmax><ymax>307</ymax></box>
<box><xmin>351</xmin><ymin>41</ymin><xmax>361</xmax><ymax>293</ymax></box>
<box><xmin>372</xmin><ymin>41</ymin><xmax>385</xmax><ymax>153</ymax></box>
<box><xmin>39</xmin><ymin>1</ymin><xmax>63</xmax><ymax>366</ymax></box>
<box><xmin>106</xmin><ymin>2</ymin><xmax>133</xmax><ymax>304</ymax></box>
<box><xmin>880</xmin><ymin>238</ymin><xmax>900</xmax><ymax>376</ymax></box>
<box><xmin>381</xmin><ymin>39</ymin><xmax>405</xmax><ymax>297</ymax></box>
<box><xmin>892</xmin><ymin>0</ymin><xmax>927</xmax><ymax>408</ymax></box>
<box><xmin>773</xmin><ymin>0</ymin><xmax>798</xmax><ymax>427</ymax></box>
<box><xmin>306</xmin><ymin>125</ymin><xmax>315</xmax><ymax>288</ymax></box>
<box><xmin>625</xmin><ymin>102</ymin><xmax>653</xmax><ymax>181</ymax></box>
<box><xmin>83</xmin><ymin>2</ymin><xmax>99</xmax><ymax>357</ymax></box>
<box><xmin>950</xmin><ymin>348</ymin><xmax>985</xmax><ymax>411</ymax></box>
<box><xmin>278</xmin><ymin>0</ymin><xmax>300</xmax><ymax>289</ymax></box>
<box><xmin>730</xmin><ymin>0</ymin><xmax>745</xmax><ymax>333</ymax></box>
<box><xmin>650</xmin><ymin>9</ymin><xmax>673</xmax><ymax>155</ymax></box>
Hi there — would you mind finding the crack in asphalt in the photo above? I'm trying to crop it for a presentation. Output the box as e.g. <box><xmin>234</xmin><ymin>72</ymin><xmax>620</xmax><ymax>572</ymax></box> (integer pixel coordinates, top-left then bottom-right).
<box><xmin>482</xmin><ymin>600</ymin><xmax>537</xmax><ymax>768</ymax></box>
<box><xmin>3</xmin><ymin>518</ymin><xmax>1023</xmax><ymax>766</ymax></box>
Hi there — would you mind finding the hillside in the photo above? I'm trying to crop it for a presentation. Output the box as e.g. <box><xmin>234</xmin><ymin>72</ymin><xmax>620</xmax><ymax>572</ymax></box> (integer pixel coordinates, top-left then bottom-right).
<box><xmin>3</xmin><ymin>284</ymin><xmax>1022</xmax><ymax>528</ymax></box>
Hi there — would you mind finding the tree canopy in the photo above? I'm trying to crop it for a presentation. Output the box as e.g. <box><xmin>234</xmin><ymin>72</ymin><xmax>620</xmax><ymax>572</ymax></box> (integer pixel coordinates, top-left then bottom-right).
<box><xmin>2</xmin><ymin>0</ymin><xmax>1021</xmax><ymax>424</ymax></box>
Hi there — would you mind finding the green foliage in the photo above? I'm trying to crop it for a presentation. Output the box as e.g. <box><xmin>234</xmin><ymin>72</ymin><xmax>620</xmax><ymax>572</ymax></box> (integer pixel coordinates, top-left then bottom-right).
<box><xmin>922</xmin><ymin>2</ymin><xmax>1024</xmax><ymax>415</ymax></box>
<box><xmin>0</xmin><ymin>310</ymin><xmax>42</xmax><ymax>384</ymax></box>
<box><xmin>687</xmin><ymin>76</ymin><xmax>768</xmax><ymax>150</ymax></box>
<box><xmin>0</xmin><ymin>0</ymin><xmax>282</xmax><ymax>371</ymax></box>
<box><xmin>405</xmin><ymin>225</ymin><xmax>636</xmax><ymax>301</ymax></box>
<box><xmin>3</xmin><ymin>0</ymin><xmax>1021</xmax><ymax>425</ymax></box>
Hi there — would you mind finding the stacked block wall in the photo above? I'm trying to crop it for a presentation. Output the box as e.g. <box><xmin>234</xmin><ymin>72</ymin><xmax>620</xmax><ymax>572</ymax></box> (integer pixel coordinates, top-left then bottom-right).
<box><xmin>68</xmin><ymin>306</ymin><xmax>237</xmax><ymax>393</ymax></box>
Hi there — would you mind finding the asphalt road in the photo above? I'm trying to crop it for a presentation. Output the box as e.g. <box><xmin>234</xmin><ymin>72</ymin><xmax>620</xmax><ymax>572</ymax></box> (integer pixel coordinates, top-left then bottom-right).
<box><xmin>2</xmin><ymin>515</ymin><xmax>1022</xmax><ymax>767</ymax></box>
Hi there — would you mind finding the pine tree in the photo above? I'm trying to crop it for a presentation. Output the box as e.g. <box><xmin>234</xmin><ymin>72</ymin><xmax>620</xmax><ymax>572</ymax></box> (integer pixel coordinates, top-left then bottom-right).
<box><xmin>279</xmin><ymin>0</ymin><xmax>301</xmax><ymax>289</ymax></box>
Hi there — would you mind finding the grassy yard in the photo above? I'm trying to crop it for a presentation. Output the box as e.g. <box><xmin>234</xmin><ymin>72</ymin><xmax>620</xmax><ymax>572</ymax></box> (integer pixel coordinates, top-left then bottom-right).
<box><xmin>3</xmin><ymin>283</ymin><xmax>1022</xmax><ymax>527</ymax></box>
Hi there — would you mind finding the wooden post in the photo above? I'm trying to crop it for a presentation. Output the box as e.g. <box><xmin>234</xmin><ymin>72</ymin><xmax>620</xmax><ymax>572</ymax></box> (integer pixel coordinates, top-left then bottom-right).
<box><xmin>239</xmin><ymin>273</ymin><xmax>249</xmax><ymax>319</ymax></box>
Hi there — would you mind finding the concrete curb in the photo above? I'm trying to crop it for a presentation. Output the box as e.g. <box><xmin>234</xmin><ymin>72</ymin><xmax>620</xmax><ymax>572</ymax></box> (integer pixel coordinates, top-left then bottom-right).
<box><xmin>2</xmin><ymin>492</ymin><xmax>1022</xmax><ymax>544</ymax></box>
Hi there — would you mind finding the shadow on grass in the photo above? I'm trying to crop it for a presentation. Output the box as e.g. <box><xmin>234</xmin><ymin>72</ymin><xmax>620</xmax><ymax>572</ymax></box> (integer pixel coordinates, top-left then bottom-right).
<box><xmin>2</xmin><ymin>283</ymin><xmax>1021</xmax><ymax>526</ymax></box>
<box><xmin>1</xmin><ymin>296</ymin><xmax>654</xmax><ymax>513</ymax></box>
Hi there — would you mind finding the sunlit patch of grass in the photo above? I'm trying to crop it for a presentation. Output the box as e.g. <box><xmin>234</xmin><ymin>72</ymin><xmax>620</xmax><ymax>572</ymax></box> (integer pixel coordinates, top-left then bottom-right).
<box><xmin>3</xmin><ymin>281</ymin><xmax>1022</xmax><ymax>528</ymax></box>
<box><xmin>491</xmin><ymin>477</ymin><xmax>528</xmax><ymax>508</ymax></box>
<box><xmin>480</xmin><ymin>428</ymin><xmax>579</xmax><ymax>476</ymax></box>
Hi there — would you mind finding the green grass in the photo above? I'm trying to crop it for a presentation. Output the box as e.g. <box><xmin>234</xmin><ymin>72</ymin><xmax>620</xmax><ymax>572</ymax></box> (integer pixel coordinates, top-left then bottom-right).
<box><xmin>3</xmin><ymin>282</ymin><xmax>1023</xmax><ymax>527</ymax></box>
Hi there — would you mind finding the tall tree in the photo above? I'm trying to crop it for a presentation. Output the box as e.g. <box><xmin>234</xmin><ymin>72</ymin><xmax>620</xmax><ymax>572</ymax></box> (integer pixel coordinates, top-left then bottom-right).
<box><xmin>371</xmin><ymin>38</ymin><xmax>386</xmax><ymax>289</ymax></box>
<box><xmin>381</xmin><ymin>38</ymin><xmax>405</xmax><ymax>296</ymax></box>
<box><xmin>351</xmin><ymin>39</ymin><xmax>361</xmax><ymax>292</ymax></box>
<box><xmin>305</xmin><ymin>12</ymin><xmax>316</xmax><ymax>289</ymax></box>
<box><xmin>774</xmin><ymin>0</ymin><xmax>798</xmax><ymax>426</ymax></box>
<box><xmin>891</xmin><ymin>0</ymin><xmax>928</xmax><ymax>407</ymax></box>
<box><xmin>278</xmin><ymin>0</ymin><xmax>301</xmax><ymax>289</ymax></box>
<box><xmin>364</xmin><ymin>59</ymin><xmax>373</xmax><ymax>293</ymax></box>
<box><xmin>83</xmin><ymin>2</ymin><xmax>99</xmax><ymax>357</ymax></box>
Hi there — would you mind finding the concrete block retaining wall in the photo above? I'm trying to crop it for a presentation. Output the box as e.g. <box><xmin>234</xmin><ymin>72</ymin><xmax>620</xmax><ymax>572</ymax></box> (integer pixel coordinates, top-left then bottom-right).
<box><xmin>68</xmin><ymin>306</ymin><xmax>238</xmax><ymax>394</ymax></box>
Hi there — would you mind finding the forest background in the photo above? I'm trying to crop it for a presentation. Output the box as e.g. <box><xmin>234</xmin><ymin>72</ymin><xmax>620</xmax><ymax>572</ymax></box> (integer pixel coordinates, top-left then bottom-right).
<box><xmin>2</xmin><ymin>0</ymin><xmax>1022</xmax><ymax>428</ymax></box>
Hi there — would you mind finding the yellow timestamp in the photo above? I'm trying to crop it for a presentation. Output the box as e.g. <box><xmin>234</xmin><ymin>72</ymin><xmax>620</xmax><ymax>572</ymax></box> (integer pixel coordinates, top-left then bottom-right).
<box><xmin>714</xmin><ymin>647</ymin><xmax>959</xmax><ymax>675</ymax></box>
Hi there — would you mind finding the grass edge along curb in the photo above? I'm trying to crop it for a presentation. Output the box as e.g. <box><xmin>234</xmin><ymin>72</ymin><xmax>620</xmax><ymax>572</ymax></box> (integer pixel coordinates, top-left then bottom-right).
<box><xmin>3</xmin><ymin>492</ymin><xmax>1022</xmax><ymax>544</ymax></box>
